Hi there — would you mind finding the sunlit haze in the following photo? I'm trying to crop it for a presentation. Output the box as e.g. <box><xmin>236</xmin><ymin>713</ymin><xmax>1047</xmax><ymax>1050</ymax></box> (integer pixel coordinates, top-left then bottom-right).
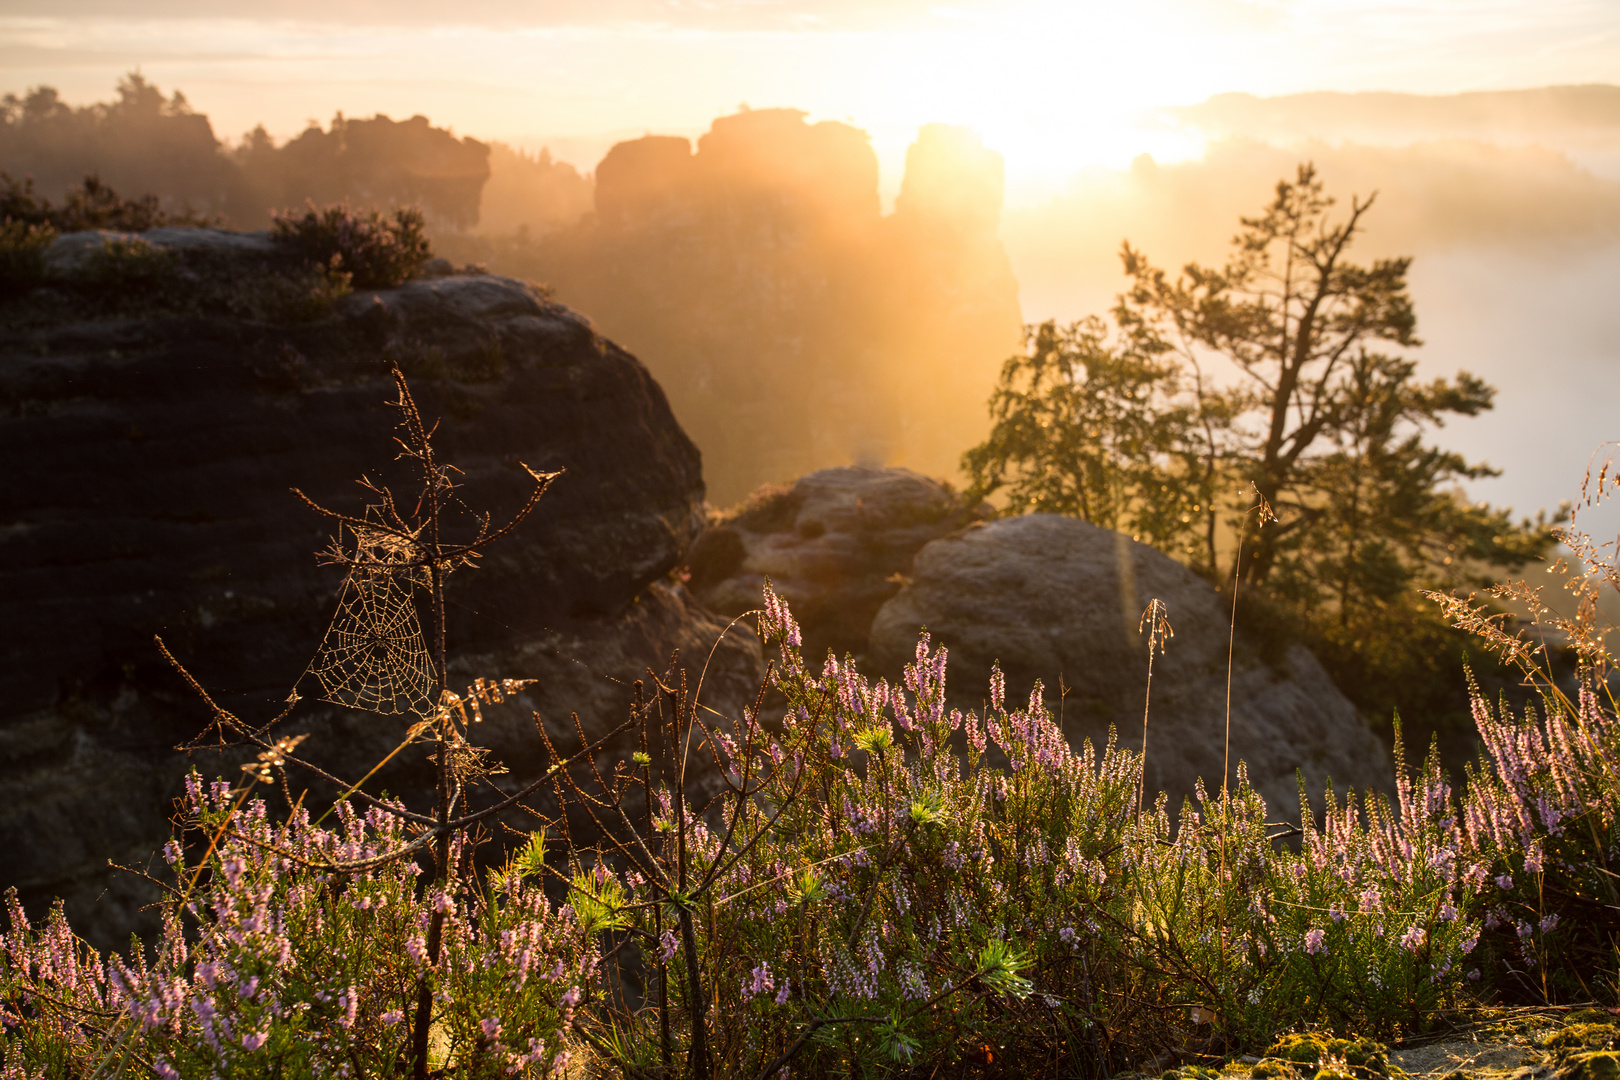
<box><xmin>8</xmin><ymin>1</ymin><xmax>1620</xmax><ymax>198</ymax></box>
<box><xmin>5</xmin><ymin>0</ymin><xmax>1620</xmax><ymax>521</ymax></box>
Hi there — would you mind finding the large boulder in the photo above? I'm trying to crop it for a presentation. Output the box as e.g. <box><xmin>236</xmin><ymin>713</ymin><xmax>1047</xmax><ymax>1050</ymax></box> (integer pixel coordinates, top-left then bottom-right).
<box><xmin>0</xmin><ymin>229</ymin><xmax>761</xmax><ymax>949</ymax></box>
<box><xmin>687</xmin><ymin>466</ymin><xmax>988</xmax><ymax>665</ymax></box>
<box><xmin>869</xmin><ymin>514</ymin><xmax>1391</xmax><ymax>820</ymax></box>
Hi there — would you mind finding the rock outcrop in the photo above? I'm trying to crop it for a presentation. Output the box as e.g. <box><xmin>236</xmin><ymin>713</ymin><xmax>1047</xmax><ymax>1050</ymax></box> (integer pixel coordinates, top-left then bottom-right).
<box><xmin>1</xmin><ymin>228</ymin><xmax>761</xmax><ymax>949</ymax></box>
<box><xmin>686</xmin><ymin>467</ymin><xmax>989</xmax><ymax>665</ymax></box>
<box><xmin>692</xmin><ymin>468</ymin><xmax>1389</xmax><ymax>821</ymax></box>
<box><xmin>872</xmin><ymin>515</ymin><xmax>1390</xmax><ymax>820</ymax></box>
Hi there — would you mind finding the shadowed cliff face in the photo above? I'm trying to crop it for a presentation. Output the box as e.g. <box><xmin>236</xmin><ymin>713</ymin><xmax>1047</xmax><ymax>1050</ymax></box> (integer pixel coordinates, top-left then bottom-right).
<box><xmin>0</xmin><ymin>235</ymin><xmax>762</xmax><ymax>950</ymax></box>
<box><xmin>455</xmin><ymin>111</ymin><xmax>1025</xmax><ymax>504</ymax></box>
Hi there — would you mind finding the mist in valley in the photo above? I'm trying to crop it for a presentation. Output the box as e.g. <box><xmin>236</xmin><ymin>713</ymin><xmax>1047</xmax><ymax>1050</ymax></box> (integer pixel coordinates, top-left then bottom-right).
<box><xmin>1005</xmin><ymin>129</ymin><xmax>1620</xmax><ymax>528</ymax></box>
<box><xmin>475</xmin><ymin>89</ymin><xmax>1620</xmax><ymax>537</ymax></box>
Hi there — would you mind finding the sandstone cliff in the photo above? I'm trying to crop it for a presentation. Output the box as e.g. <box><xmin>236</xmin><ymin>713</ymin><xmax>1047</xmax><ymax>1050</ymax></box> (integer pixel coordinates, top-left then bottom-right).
<box><xmin>1</xmin><ymin>229</ymin><xmax>761</xmax><ymax>948</ymax></box>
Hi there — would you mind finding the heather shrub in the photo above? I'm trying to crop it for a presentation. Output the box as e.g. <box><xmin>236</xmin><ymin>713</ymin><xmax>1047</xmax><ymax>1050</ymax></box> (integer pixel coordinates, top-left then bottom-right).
<box><xmin>3</xmin><ymin>372</ymin><xmax>1617</xmax><ymax>1076</ymax></box>
<box><xmin>0</xmin><ymin>217</ymin><xmax>54</xmax><ymax>292</ymax></box>
<box><xmin>77</xmin><ymin>233</ymin><xmax>179</xmax><ymax>294</ymax></box>
<box><xmin>2</xmin><ymin>571</ymin><xmax>1616</xmax><ymax>1076</ymax></box>
<box><xmin>1449</xmin><ymin>682</ymin><xmax>1619</xmax><ymax>1000</ymax></box>
<box><xmin>1</xmin><ymin>776</ymin><xmax>585</xmax><ymax>1078</ymax></box>
<box><xmin>560</xmin><ymin>586</ymin><xmax>1500</xmax><ymax>1075</ymax></box>
<box><xmin>0</xmin><ymin>172</ymin><xmax>184</xmax><ymax>233</ymax></box>
<box><xmin>0</xmin><ymin>174</ymin><xmax>203</xmax><ymax>297</ymax></box>
<box><xmin>271</xmin><ymin>201</ymin><xmax>431</xmax><ymax>288</ymax></box>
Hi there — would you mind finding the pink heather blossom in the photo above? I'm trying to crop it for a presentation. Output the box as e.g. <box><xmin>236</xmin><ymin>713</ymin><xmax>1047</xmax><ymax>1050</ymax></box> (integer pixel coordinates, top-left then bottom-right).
<box><xmin>242</xmin><ymin>1031</ymin><xmax>269</xmax><ymax>1051</ymax></box>
<box><xmin>745</xmin><ymin>962</ymin><xmax>775</xmax><ymax>999</ymax></box>
<box><xmin>1304</xmin><ymin>928</ymin><xmax>1326</xmax><ymax>956</ymax></box>
<box><xmin>1539</xmin><ymin>914</ymin><xmax>1560</xmax><ymax>934</ymax></box>
<box><xmin>775</xmin><ymin>979</ymin><xmax>791</xmax><ymax>1006</ymax></box>
<box><xmin>1496</xmin><ymin>874</ymin><xmax>1514</xmax><ymax>890</ymax></box>
<box><xmin>480</xmin><ymin>1017</ymin><xmax>502</xmax><ymax>1041</ymax></box>
<box><xmin>380</xmin><ymin>1010</ymin><xmax>404</xmax><ymax>1026</ymax></box>
<box><xmin>1400</xmin><ymin>926</ymin><xmax>1427</xmax><ymax>952</ymax></box>
<box><xmin>658</xmin><ymin>930</ymin><xmax>679</xmax><ymax>962</ymax></box>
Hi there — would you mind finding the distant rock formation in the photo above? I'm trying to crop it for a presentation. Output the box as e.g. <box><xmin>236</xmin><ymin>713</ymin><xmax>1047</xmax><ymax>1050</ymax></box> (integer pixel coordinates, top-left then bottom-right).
<box><xmin>480</xmin><ymin>110</ymin><xmax>1024</xmax><ymax>504</ymax></box>
<box><xmin>692</xmin><ymin>467</ymin><xmax>1390</xmax><ymax>821</ymax></box>
<box><xmin>477</xmin><ymin>143</ymin><xmax>593</xmax><ymax>236</ymax></box>
<box><xmin>0</xmin><ymin>74</ymin><xmax>490</xmax><ymax>229</ymax></box>
<box><xmin>0</xmin><ymin>227</ymin><xmax>761</xmax><ymax>949</ymax></box>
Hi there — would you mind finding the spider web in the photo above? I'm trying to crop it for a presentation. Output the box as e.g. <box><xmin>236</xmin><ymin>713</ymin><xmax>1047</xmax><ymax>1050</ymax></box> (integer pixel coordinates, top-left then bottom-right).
<box><xmin>309</xmin><ymin>566</ymin><xmax>436</xmax><ymax>717</ymax></box>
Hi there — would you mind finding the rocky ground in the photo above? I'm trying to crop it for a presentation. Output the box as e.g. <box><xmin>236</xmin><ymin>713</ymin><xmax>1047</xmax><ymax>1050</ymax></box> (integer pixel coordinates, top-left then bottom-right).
<box><xmin>1148</xmin><ymin>1011</ymin><xmax>1620</xmax><ymax>1080</ymax></box>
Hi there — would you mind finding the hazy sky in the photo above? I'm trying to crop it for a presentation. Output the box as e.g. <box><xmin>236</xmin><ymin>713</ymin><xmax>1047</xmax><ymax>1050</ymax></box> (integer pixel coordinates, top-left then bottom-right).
<box><xmin>7</xmin><ymin>0</ymin><xmax>1620</xmax><ymax>201</ymax></box>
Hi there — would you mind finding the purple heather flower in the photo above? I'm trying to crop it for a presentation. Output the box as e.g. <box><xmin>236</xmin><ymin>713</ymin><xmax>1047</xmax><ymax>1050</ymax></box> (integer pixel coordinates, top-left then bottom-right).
<box><xmin>1539</xmin><ymin>914</ymin><xmax>1559</xmax><ymax>934</ymax></box>
<box><xmin>1496</xmin><ymin>874</ymin><xmax>1514</xmax><ymax>891</ymax></box>
<box><xmin>745</xmin><ymin>962</ymin><xmax>775</xmax><ymax>999</ymax></box>
<box><xmin>480</xmin><ymin>1017</ymin><xmax>502</xmax><ymax>1041</ymax></box>
<box><xmin>381</xmin><ymin>1010</ymin><xmax>404</xmax><ymax>1026</ymax></box>
<box><xmin>1400</xmin><ymin>926</ymin><xmax>1427</xmax><ymax>953</ymax></box>
<box><xmin>1304</xmin><ymin>928</ymin><xmax>1327</xmax><ymax>956</ymax></box>
<box><xmin>242</xmin><ymin>1031</ymin><xmax>269</xmax><ymax>1051</ymax></box>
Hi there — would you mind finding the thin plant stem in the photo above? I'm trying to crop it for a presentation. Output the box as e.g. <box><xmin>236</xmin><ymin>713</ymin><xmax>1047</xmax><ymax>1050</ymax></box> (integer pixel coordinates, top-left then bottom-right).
<box><xmin>1138</xmin><ymin>598</ymin><xmax>1171</xmax><ymax>822</ymax></box>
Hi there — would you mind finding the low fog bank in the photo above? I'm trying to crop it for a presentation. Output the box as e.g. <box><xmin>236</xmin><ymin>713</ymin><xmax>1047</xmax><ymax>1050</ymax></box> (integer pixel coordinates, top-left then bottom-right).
<box><xmin>1164</xmin><ymin>86</ymin><xmax>1620</xmax><ymax>178</ymax></box>
<box><xmin>1005</xmin><ymin>131</ymin><xmax>1620</xmax><ymax>528</ymax></box>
